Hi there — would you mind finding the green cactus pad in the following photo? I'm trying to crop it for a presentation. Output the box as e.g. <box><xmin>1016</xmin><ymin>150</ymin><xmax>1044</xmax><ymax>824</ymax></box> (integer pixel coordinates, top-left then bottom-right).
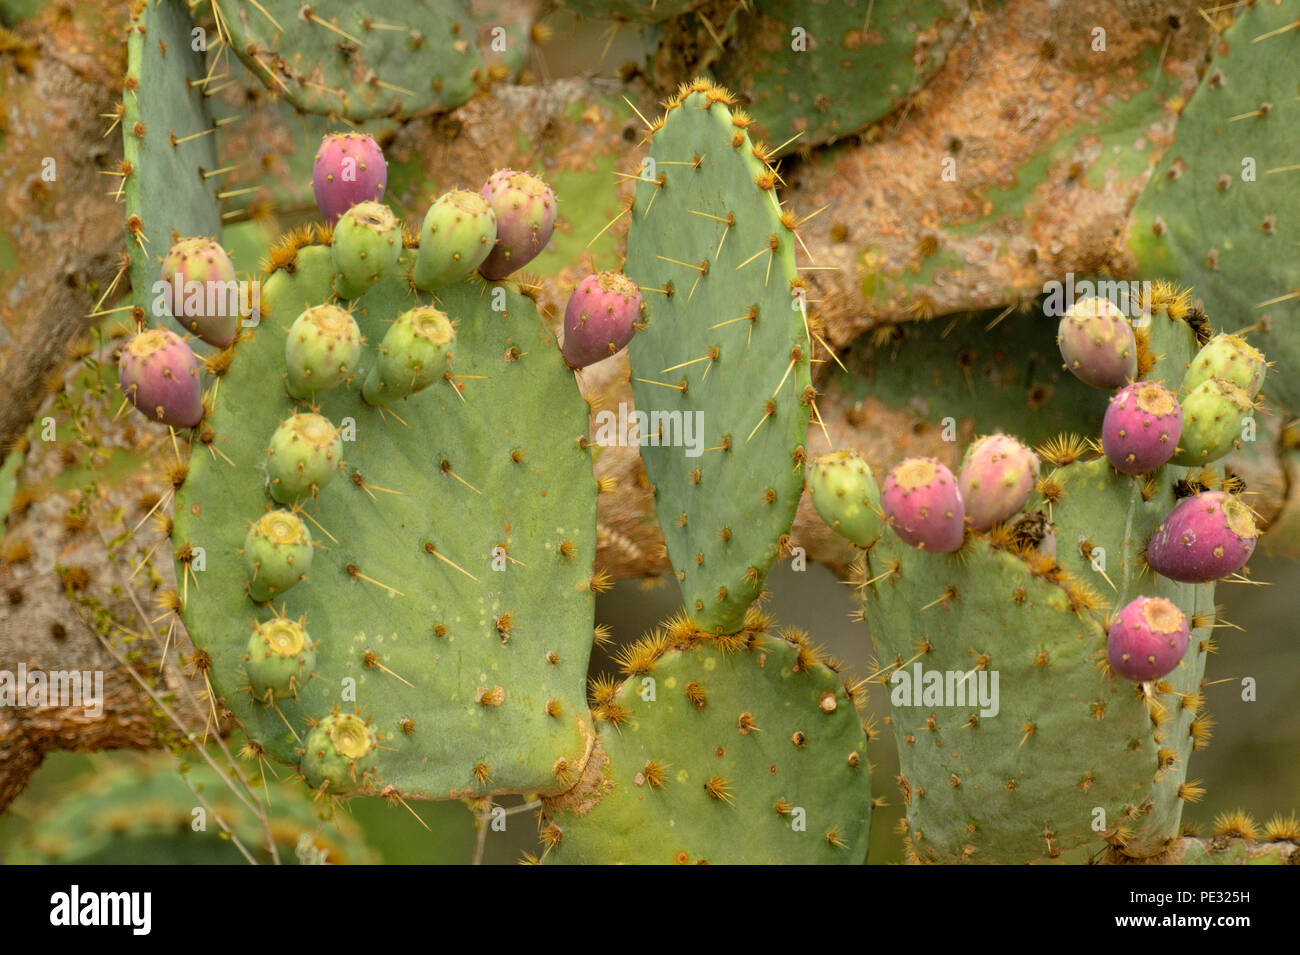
<box><xmin>8</xmin><ymin>758</ymin><xmax>377</xmax><ymax>864</ymax></box>
<box><xmin>216</xmin><ymin>0</ymin><xmax>483</xmax><ymax>122</ymax></box>
<box><xmin>860</xmin><ymin>311</ymin><xmax>1217</xmax><ymax>863</ymax></box>
<box><xmin>714</xmin><ymin>0</ymin><xmax>969</xmax><ymax>154</ymax></box>
<box><xmin>173</xmin><ymin>242</ymin><xmax>599</xmax><ymax>799</ymax></box>
<box><xmin>625</xmin><ymin>83</ymin><xmax>811</xmax><ymax>634</ymax></box>
<box><xmin>123</xmin><ymin>0</ymin><xmax>222</xmax><ymax>318</ymax></box>
<box><xmin>539</xmin><ymin>627</ymin><xmax>871</xmax><ymax>863</ymax></box>
<box><xmin>1128</xmin><ymin>0</ymin><xmax>1300</xmax><ymax>411</ymax></box>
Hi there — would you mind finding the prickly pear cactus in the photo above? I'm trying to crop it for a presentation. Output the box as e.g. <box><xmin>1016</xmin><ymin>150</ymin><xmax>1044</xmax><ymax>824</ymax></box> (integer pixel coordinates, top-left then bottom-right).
<box><xmin>172</xmin><ymin>238</ymin><xmax>600</xmax><ymax>800</ymax></box>
<box><xmin>1129</xmin><ymin>0</ymin><xmax>1300</xmax><ymax>411</ymax></box>
<box><xmin>625</xmin><ymin>80</ymin><xmax>812</xmax><ymax>635</ymax></box>
<box><xmin>538</xmin><ymin>617</ymin><xmax>872</xmax><ymax>863</ymax></box>
<box><xmin>122</xmin><ymin>0</ymin><xmax>222</xmax><ymax>316</ymax></box>
<box><xmin>714</xmin><ymin>0</ymin><xmax>970</xmax><ymax>154</ymax></box>
<box><xmin>216</xmin><ymin>0</ymin><xmax>484</xmax><ymax>121</ymax></box>
<box><xmin>859</xmin><ymin>310</ymin><xmax>1219</xmax><ymax>863</ymax></box>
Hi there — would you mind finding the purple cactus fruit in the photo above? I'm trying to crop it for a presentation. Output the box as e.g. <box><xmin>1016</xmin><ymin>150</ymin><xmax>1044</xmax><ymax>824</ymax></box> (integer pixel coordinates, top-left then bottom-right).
<box><xmin>1101</xmin><ymin>380</ymin><xmax>1183</xmax><ymax>475</ymax></box>
<box><xmin>160</xmin><ymin>237</ymin><xmax>240</xmax><ymax>347</ymax></box>
<box><xmin>957</xmin><ymin>433</ymin><xmax>1039</xmax><ymax>531</ymax></box>
<box><xmin>478</xmin><ymin>169</ymin><xmax>556</xmax><ymax>280</ymax></box>
<box><xmin>1145</xmin><ymin>490</ymin><xmax>1258</xmax><ymax>583</ymax></box>
<box><xmin>118</xmin><ymin>328</ymin><xmax>204</xmax><ymax>428</ymax></box>
<box><xmin>1107</xmin><ymin>596</ymin><xmax>1189</xmax><ymax>683</ymax></box>
<box><xmin>561</xmin><ymin>271</ymin><xmax>644</xmax><ymax>368</ymax></box>
<box><xmin>312</xmin><ymin>132</ymin><xmax>388</xmax><ymax>224</ymax></box>
<box><xmin>1057</xmin><ymin>296</ymin><xmax>1137</xmax><ymax>389</ymax></box>
<box><xmin>881</xmin><ymin>457</ymin><xmax>966</xmax><ymax>553</ymax></box>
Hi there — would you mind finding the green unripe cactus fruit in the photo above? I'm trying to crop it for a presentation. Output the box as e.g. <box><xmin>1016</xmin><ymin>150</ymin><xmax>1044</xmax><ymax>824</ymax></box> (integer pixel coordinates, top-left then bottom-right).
<box><xmin>362</xmin><ymin>306</ymin><xmax>455</xmax><ymax>404</ymax></box>
<box><xmin>1181</xmin><ymin>333</ymin><xmax>1267</xmax><ymax>399</ymax></box>
<box><xmin>245</xmin><ymin>614</ymin><xmax>316</xmax><ymax>702</ymax></box>
<box><xmin>300</xmin><ymin>712</ymin><xmax>379</xmax><ymax>794</ymax></box>
<box><xmin>244</xmin><ymin>509</ymin><xmax>314</xmax><ymax>603</ymax></box>
<box><xmin>1170</xmin><ymin>378</ymin><xmax>1254</xmax><ymax>467</ymax></box>
<box><xmin>285</xmin><ymin>305</ymin><xmax>363</xmax><ymax>400</ymax></box>
<box><xmin>412</xmin><ymin>190</ymin><xmax>498</xmax><ymax>290</ymax></box>
<box><xmin>807</xmin><ymin>450</ymin><xmax>883</xmax><ymax>548</ymax></box>
<box><xmin>266</xmin><ymin>412</ymin><xmax>344</xmax><ymax>503</ymax></box>
<box><xmin>331</xmin><ymin>202</ymin><xmax>402</xmax><ymax>299</ymax></box>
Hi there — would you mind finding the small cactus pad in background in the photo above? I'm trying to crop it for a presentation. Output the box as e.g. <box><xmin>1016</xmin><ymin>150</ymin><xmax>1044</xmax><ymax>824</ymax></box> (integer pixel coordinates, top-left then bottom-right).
<box><xmin>313</xmin><ymin>133</ymin><xmax>389</xmax><ymax>224</ymax></box>
<box><xmin>882</xmin><ymin>457</ymin><xmax>965</xmax><ymax>552</ymax></box>
<box><xmin>160</xmin><ymin>237</ymin><xmax>240</xmax><ymax>347</ymax></box>
<box><xmin>714</xmin><ymin>0</ymin><xmax>970</xmax><ymax>154</ymax></box>
<box><xmin>220</xmin><ymin>0</ymin><xmax>483</xmax><ymax>122</ymax></box>
<box><xmin>284</xmin><ymin>305</ymin><xmax>363</xmax><ymax>400</ymax></box>
<box><xmin>1107</xmin><ymin>597</ymin><xmax>1190</xmax><ymax>683</ymax></box>
<box><xmin>958</xmin><ymin>434</ymin><xmax>1039</xmax><ymax>532</ymax></box>
<box><xmin>1145</xmin><ymin>491</ymin><xmax>1258</xmax><ymax>584</ymax></box>
<box><xmin>413</xmin><ymin>191</ymin><xmax>498</xmax><ymax>290</ymax></box>
<box><xmin>625</xmin><ymin>81</ymin><xmax>812</xmax><ymax>634</ymax></box>
<box><xmin>1057</xmin><ymin>296</ymin><xmax>1137</xmax><ymax>389</ymax></box>
<box><xmin>122</xmin><ymin>0</ymin><xmax>222</xmax><ymax>318</ymax></box>
<box><xmin>538</xmin><ymin>623</ymin><xmax>871</xmax><ymax>863</ymax></box>
<box><xmin>1102</xmin><ymin>381</ymin><xmax>1183</xmax><ymax>475</ymax></box>
<box><xmin>331</xmin><ymin>202</ymin><xmax>403</xmax><ymax>299</ymax></box>
<box><xmin>118</xmin><ymin>328</ymin><xmax>205</xmax><ymax>428</ymax></box>
<box><xmin>560</xmin><ymin>271</ymin><xmax>644</xmax><ymax>369</ymax></box>
<box><xmin>479</xmin><ymin>169</ymin><xmax>557</xmax><ymax>280</ymax></box>
<box><xmin>807</xmin><ymin>450</ymin><xmax>882</xmax><ymax>548</ymax></box>
<box><xmin>173</xmin><ymin>240</ymin><xmax>599</xmax><ymax>800</ymax></box>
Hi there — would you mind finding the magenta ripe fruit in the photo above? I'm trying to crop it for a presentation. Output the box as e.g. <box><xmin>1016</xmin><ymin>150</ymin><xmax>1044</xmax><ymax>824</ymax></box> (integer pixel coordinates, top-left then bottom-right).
<box><xmin>881</xmin><ymin>457</ymin><xmax>965</xmax><ymax>553</ymax></box>
<box><xmin>958</xmin><ymin>434</ymin><xmax>1039</xmax><ymax>531</ymax></box>
<box><xmin>118</xmin><ymin>328</ymin><xmax>204</xmax><ymax>428</ymax></box>
<box><xmin>478</xmin><ymin>169</ymin><xmax>556</xmax><ymax>280</ymax></box>
<box><xmin>312</xmin><ymin>133</ymin><xmax>388</xmax><ymax>224</ymax></box>
<box><xmin>1101</xmin><ymin>381</ymin><xmax>1182</xmax><ymax>475</ymax></box>
<box><xmin>1107</xmin><ymin>596</ymin><xmax>1189</xmax><ymax>683</ymax></box>
<box><xmin>1145</xmin><ymin>490</ymin><xmax>1257</xmax><ymax>583</ymax></box>
<box><xmin>561</xmin><ymin>271</ymin><xmax>644</xmax><ymax>368</ymax></box>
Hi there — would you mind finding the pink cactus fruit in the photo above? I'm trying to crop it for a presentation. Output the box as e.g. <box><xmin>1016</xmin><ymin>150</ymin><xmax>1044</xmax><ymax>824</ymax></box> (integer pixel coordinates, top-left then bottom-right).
<box><xmin>160</xmin><ymin>237</ymin><xmax>240</xmax><ymax>348</ymax></box>
<box><xmin>957</xmin><ymin>434</ymin><xmax>1040</xmax><ymax>531</ymax></box>
<box><xmin>478</xmin><ymin>169</ymin><xmax>556</xmax><ymax>280</ymax></box>
<box><xmin>881</xmin><ymin>457</ymin><xmax>966</xmax><ymax>553</ymax></box>
<box><xmin>1145</xmin><ymin>490</ymin><xmax>1257</xmax><ymax>583</ymax></box>
<box><xmin>118</xmin><ymin>328</ymin><xmax>204</xmax><ymax>428</ymax></box>
<box><xmin>1101</xmin><ymin>380</ymin><xmax>1183</xmax><ymax>475</ymax></box>
<box><xmin>1057</xmin><ymin>296</ymin><xmax>1137</xmax><ymax>389</ymax></box>
<box><xmin>312</xmin><ymin>132</ymin><xmax>388</xmax><ymax>224</ymax></box>
<box><xmin>1107</xmin><ymin>596</ymin><xmax>1190</xmax><ymax>683</ymax></box>
<box><xmin>561</xmin><ymin>271</ymin><xmax>644</xmax><ymax>368</ymax></box>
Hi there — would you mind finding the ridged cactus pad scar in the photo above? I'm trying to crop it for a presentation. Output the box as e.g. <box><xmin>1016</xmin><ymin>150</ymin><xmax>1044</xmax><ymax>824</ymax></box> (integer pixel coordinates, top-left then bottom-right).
<box><xmin>625</xmin><ymin>80</ymin><xmax>812</xmax><ymax>634</ymax></box>
<box><xmin>172</xmin><ymin>238</ymin><xmax>600</xmax><ymax>800</ymax></box>
<box><xmin>537</xmin><ymin>620</ymin><xmax>872</xmax><ymax>863</ymax></box>
<box><xmin>859</xmin><ymin>310</ymin><xmax>1222</xmax><ymax>863</ymax></box>
<box><xmin>218</xmin><ymin>0</ymin><xmax>483</xmax><ymax>121</ymax></box>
